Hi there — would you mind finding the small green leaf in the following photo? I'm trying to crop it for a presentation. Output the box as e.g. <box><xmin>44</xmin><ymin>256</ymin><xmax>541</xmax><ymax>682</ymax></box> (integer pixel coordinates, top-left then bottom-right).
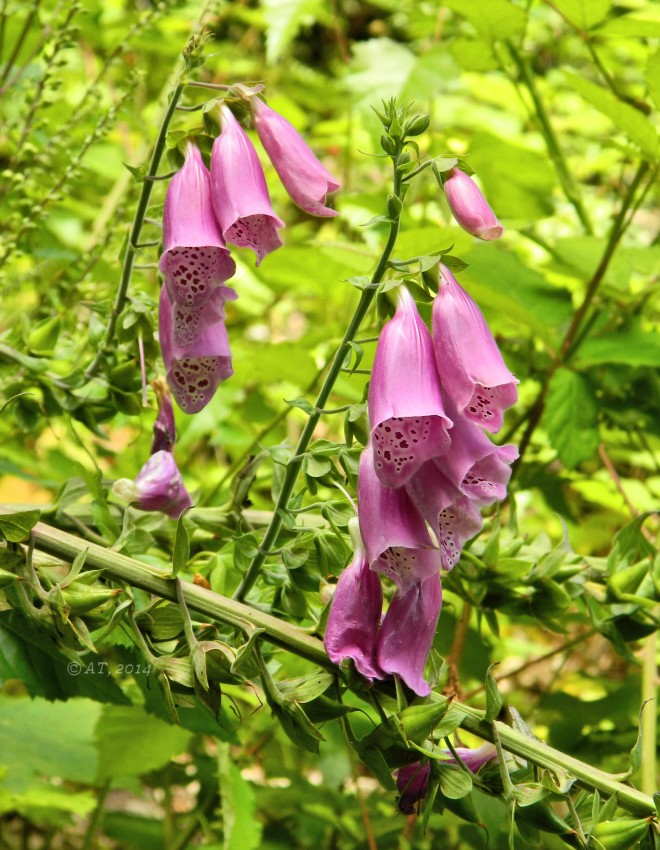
<box><xmin>172</xmin><ymin>516</ymin><xmax>190</xmax><ymax>577</ymax></box>
<box><xmin>0</xmin><ymin>510</ymin><xmax>40</xmax><ymax>542</ymax></box>
<box><xmin>485</xmin><ymin>663</ymin><xmax>503</xmax><ymax>721</ymax></box>
<box><xmin>285</xmin><ymin>397</ymin><xmax>315</xmax><ymax>416</ymax></box>
<box><xmin>438</xmin><ymin>764</ymin><xmax>473</xmax><ymax>799</ymax></box>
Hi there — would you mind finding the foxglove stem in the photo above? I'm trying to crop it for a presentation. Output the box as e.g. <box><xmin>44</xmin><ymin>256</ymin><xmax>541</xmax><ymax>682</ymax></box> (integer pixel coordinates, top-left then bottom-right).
<box><xmin>233</xmin><ymin>145</ymin><xmax>406</xmax><ymax>602</ymax></box>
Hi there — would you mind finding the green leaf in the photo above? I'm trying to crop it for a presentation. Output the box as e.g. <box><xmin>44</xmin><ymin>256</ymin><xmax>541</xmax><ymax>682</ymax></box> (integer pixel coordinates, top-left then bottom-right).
<box><xmin>485</xmin><ymin>663</ymin><xmax>503</xmax><ymax>722</ymax></box>
<box><xmin>399</xmin><ymin>698</ymin><xmax>450</xmax><ymax>743</ymax></box>
<box><xmin>95</xmin><ymin>704</ymin><xmax>192</xmax><ymax>780</ymax></box>
<box><xmin>262</xmin><ymin>0</ymin><xmax>327</xmax><ymax>64</ymax></box>
<box><xmin>438</xmin><ymin>764</ymin><xmax>473</xmax><ymax>799</ymax></box>
<box><xmin>564</xmin><ymin>72</ymin><xmax>659</xmax><ymax>160</ymax></box>
<box><xmin>285</xmin><ymin>397</ymin><xmax>315</xmax><ymax>416</ymax></box>
<box><xmin>172</xmin><ymin>515</ymin><xmax>190</xmax><ymax>577</ymax></box>
<box><xmin>0</xmin><ymin>509</ymin><xmax>40</xmax><ymax>542</ymax></box>
<box><xmin>543</xmin><ymin>368</ymin><xmax>599</xmax><ymax>469</ymax></box>
<box><xmin>444</xmin><ymin>0</ymin><xmax>527</xmax><ymax>40</ymax></box>
<box><xmin>354</xmin><ymin>744</ymin><xmax>396</xmax><ymax>790</ymax></box>
<box><xmin>551</xmin><ymin>0</ymin><xmax>611</xmax><ymax>29</ymax></box>
<box><xmin>646</xmin><ymin>49</ymin><xmax>660</xmax><ymax>110</ymax></box>
<box><xmin>217</xmin><ymin>743</ymin><xmax>262</xmax><ymax>850</ymax></box>
<box><xmin>576</xmin><ymin>330</ymin><xmax>660</xmax><ymax>367</ymax></box>
<box><xmin>277</xmin><ymin>669</ymin><xmax>334</xmax><ymax>703</ymax></box>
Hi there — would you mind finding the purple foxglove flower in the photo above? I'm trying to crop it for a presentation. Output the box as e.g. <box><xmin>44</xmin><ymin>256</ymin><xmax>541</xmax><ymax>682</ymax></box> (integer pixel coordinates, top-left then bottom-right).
<box><xmin>377</xmin><ymin>574</ymin><xmax>442</xmax><ymax>697</ymax></box>
<box><xmin>442</xmin><ymin>167</ymin><xmax>503</xmax><ymax>241</ymax></box>
<box><xmin>159</xmin><ymin>141</ymin><xmax>236</xmax><ymax>308</ymax></box>
<box><xmin>369</xmin><ymin>286</ymin><xmax>452</xmax><ymax>488</ymax></box>
<box><xmin>395</xmin><ymin>762</ymin><xmax>430</xmax><ymax>814</ymax></box>
<box><xmin>405</xmin><ymin>461</ymin><xmax>483</xmax><ymax>572</ymax></box>
<box><xmin>151</xmin><ymin>377</ymin><xmax>176</xmax><ymax>454</ymax></box>
<box><xmin>358</xmin><ymin>445</ymin><xmax>441</xmax><ymax>593</ymax></box>
<box><xmin>432</xmin><ymin>266</ymin><xmax>518</xmax><ymax>433</ymax></box>
<box><xmin>438</xmin><ymin>396</ymin><xmax>518</xmax><ymax>506</ymax></box>
<box><xmin>324</xmin><ymin>518</ymin><xmax>384</xmax><ymax>680</ymax></box>
<box><xmin>448</xmin><ymin>742</ymin><xmax>498</xmax><ymax>772</ymax></box>
<box><xmin>113</xmin><ymin>450</ymin><xmax>192</xmax><ymax>519</ymax></box>
<box><xmin>252</xmin><ymin>98</ymin><xmax>340</xmax><ymax>217</ymax></box>
<box><xmin>211</xmin><ymin>105</ymin><xmax>284</xmax><ymax>265</ymax></box>
<box><xmin>159</xmin><ymin>285</ymin><xmax>234</xmax><ymax>414</ymax></box>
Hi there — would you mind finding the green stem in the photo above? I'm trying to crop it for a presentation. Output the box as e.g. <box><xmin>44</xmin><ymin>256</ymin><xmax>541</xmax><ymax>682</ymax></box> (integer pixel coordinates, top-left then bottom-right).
<box><xmin>83</xmin><ymin>79</ymin><xmax>184</xmax><ymax>380</ymax></box>
<box><xmin>640</xmin><ymin>632</ymin><xmax>657</xmax><ymax>796</ymax></box>
<box><xmin>233</xmin><ymin>156</ymin><xmax>404</xmax><ymax>602</ymax></box>
<box><xmin>0</xmin><ymin>0</ymin><xmax>41</xmax><ymax>87</ymax></box>
<box><xmin>6</xmin><ymin>510</ymin><xmax>656</xmax><ymax>819</ymax></box>
<box><xmin>81</xmin><ymin>779</ymin><xmax>111</xmax><ymax>850</ymax></box>
<box><xmin>506</xmin><ymin>43</ymin><xmax>593</xmax><ymax>235</ymax></box>
<box><xmin>514</xmin><ymin>160</ymin><xmax>651</xmax><ymax>467</ymax></box>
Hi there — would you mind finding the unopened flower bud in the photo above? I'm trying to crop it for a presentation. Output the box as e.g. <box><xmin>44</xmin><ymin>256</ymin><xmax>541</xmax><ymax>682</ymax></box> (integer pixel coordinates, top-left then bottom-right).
<box><xmin>442</xmin><ymin>167</ymin><xmax>503</xmax><ymax>241</ymax></box>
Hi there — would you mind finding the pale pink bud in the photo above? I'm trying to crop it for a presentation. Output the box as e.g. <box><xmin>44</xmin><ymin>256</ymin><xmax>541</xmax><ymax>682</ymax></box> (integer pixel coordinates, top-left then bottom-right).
<box><xmin>113</xmin><ymin>450</ymin><xmax>192</xmax><ymax>519</ymax></box>
<box><xmin>442</xmin><ymin>167</ymin><xmax>503</xmax><ymax>241</ymax></box>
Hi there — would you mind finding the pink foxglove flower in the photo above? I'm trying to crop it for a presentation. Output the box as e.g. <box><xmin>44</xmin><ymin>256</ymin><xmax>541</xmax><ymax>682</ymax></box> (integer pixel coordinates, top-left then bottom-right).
<box><xmin>159</xmin><ymin>141</ymin><xmax>236</xmax><ymax>308</ymax></box>
<box><xmin>358</xmin><ymin>446</ymin><xmax>441</xmax><ymax>593</ymax></box>
<box><xmin>113</xmin><ymin>450</ymin><xmax>192</xmax><ymax>519</ymax></box>
<box><xmin>252</xmin><ymin>98</ymin><xmax>340</xmax><ymax>217</ymax></box>
<box><xmin>370</xmin><ymin>286</ymin><xmax>452</xmax><ymax>488</ymax></box>
<box><xmin>211</xmin><ymin>105</ymin><xmax>284</xmax><ymax>265</ymax></box>
<box><xmin>159</xmin><ymin>285</ymin><xmax>235</xmax><ymax>414</ymax></box>
<box><xmin>432</xmin><ymin>266</ymin><xmax>518</xmax><ymax>433</ymax></box>
<box><xmin>442</xmin><ymin>167</ymin><xmax>503</xmax><ymax>241</ymax></box>
<box><xmin>438</xmin><ymin>397</ymin><xmax>518</xmax><ymax>506</ymax></box>
<box><xmin>395</xmin><ymin>762</ymin><xmax>430</xmax><ymax>814</ymax></box>
<box><xmin>151</xmin><ymin>377</ymin><xmax>176</xmax><ymax>454</ymax></box>
<box><xmin>376</xmin><ymin>574</ymin><xmax>442</xmax><ymax>697</ymax></box>
<box><xmin>406</xmin><ymin>461</ymin><xmax>483</xmax><ymax>572</ymax></box>
<box><xmin>324</xmin><ymin>518</ymin><xmax>384</xmax><ymax>680</ymax></box>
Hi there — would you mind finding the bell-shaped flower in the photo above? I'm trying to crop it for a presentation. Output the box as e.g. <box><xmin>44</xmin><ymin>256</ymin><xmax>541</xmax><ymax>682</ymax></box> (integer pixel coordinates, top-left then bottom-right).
<box><xmin>406</xmin><ymin>461</ymin><xmax>483</xmax><ymax>571</ymax></box>
<box><xmin>376</xmin><ymin>575</ymin><xmax>442</xmax><ymax>697</ymax></box>
<box><xmin>442</xmin><ymin>167</ymin><xmax>503</xmax><ymax>241</ymax></box>
<box><xmin>449</xmin><ymin>742</ymin><xmax>498</xmax><ymax>773</ymax></box>
<box><xmin>432</xmin><ymin>266</ymin><xmax>518</xmax><ymax>433</ymax></box>
<box><xmin>159</xmin><ymin>285</ymin><xmax>235</xmax><ymax>414</ymax></box>
<box><xmin>358</xmin><ymin>445</ymin><xmax>441</xmax><ymax>594</ymax></box>
<box><xmin>369</xmin><ymin>286</ymin><xmax>452</xmax><ymax>488</ymax></box>
<box><xmin>159</xmin><ymin>141</ymin><xmax>236</xmax><ymax>308</ymax></box>
<box><xmin>394</xmin><ymin>762</ymin><xmax>430</xmax><ymax>814</ymax></box>
<box><xmin>252</xmin><ymin>98</ymin><xmax>340</xmax><ymax>217</ymax></box>
<box><xmin>439</xmin><ymin>396</ymin><xmax>518</xmax><ymax>506</ymax></box>
<box><xmin>324</xmin><ymin>518</ymin><xmax>384</xmax><ymax>680</ymax></box>
<box><xmin>113</xmin><ymin>450</ymin><xmax>192</xmax><ymax>519</ymax></box>
<box><xmin>211</xmin><ymin>105</ymin><xmax>284</xmax><ymax>265</ymax></box>
<box><xmin>151</xmin><ymin>377</ymin><xmax>177</xmax><ymax>454</ymax></box>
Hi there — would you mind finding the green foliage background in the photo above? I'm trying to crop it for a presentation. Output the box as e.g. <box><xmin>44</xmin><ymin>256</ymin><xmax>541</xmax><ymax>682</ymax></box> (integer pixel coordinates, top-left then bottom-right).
<box><xmin>0</xmin><ymin>0</ymin><xmax>658</xmax><ymax>848</ymax></box>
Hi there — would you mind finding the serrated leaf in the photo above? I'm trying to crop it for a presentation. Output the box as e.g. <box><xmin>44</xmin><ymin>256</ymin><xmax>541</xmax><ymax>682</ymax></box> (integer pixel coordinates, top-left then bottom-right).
<box><xmin>564</xmin><ymin>72</ymin><xmax>659</xmax><ymax>160</ymax></box>
<box><xmin>543</xmin><ymin>368</ymin><xmax>599</xmax><ymax>469</ymax></box>
<box><xmin>0</xmin><ymin>510</ymin><xmax>40</xmax><ymax>542</ymax></box>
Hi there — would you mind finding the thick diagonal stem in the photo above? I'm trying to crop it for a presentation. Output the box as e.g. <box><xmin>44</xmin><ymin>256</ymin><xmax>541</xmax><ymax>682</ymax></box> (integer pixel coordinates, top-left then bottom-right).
<box><xmin>4</xmin><ymin>511</ymin><xmax>655</xmax><ymax>818</ymax></box>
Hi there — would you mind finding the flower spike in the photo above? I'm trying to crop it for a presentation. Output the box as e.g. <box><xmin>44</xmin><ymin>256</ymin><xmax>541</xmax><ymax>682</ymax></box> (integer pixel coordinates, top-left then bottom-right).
<box><xmin>252</xmin><ymin>98</ymin><xmax>340</xmax><ymax>217</ymax></box>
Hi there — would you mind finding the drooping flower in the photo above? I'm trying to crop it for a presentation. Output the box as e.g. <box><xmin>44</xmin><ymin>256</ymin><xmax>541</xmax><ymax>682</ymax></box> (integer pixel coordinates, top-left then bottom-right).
<box><xmin>394</xmin><ymin>762</ymin><xmax>430</xmax><ymax>814</ymax></box>
<box><xmin>376</xmin><ymin>574</ymin><xmax>442</xmax><ymax>697</ymax></box>
<box><xmin>432</xmin><ymin>266</ymin><xmax>518</xmax><ymax>433</ymax></box>
<box><xmin>405</xmin><ymin>461</ymin><xmax>483</xmax><ymax>572</ymax></box>
<box><xmin>358</xmin><ymin>445</ymin><xmax>441</xmax><ymax>593</ymax></box>
<box><xmin>113</xmin><ymin>450</ymin><xmax>192</xmax><ymax>519</ymax></box>
<box><xmin>159</xmin><ymin>284</ymin><xmax>235</xmax><ymax>414</ymax></box>
<box><xmin>252</xmin><ymin>97</ymin><xmax>340</xmax><ymax>217</ymax></box>
<box><xmin>437</xmin><ymin>397</ymin><xmax>518</xmax><ymax>506</ymax></box>
<box><xmin>151</xmin><ymin>376</ymin><xmax>176</xmax><ymax>454</ymax></box>
<box><xmin>210</xmin><ymin>104</ymin><xmax>284</xmax><ymax>265</ymax></box>
<box><xmin>442</xmin><ymin>167</ymin><xmax>503</xmax><ymax>241</ymax></box>
<box><xmin>324</xmin><ymin>518</ymin><xmax>384</xmax><ymax>680</ymax></box>
<box><xmin>369</xmin><ymin>286</ymin><xmax>452</xmax><ymax>488</ymax></box>
<box><xmin>159</xmin><ymin>141</ymin><xmax>236</xmax><ymax>309</ymax></box>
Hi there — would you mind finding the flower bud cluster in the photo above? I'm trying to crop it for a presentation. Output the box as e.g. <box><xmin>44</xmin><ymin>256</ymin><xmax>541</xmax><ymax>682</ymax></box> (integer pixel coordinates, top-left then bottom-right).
<box><xmin>325</xmin><ymin>271</ymin><xmax>518</xmax><ymax>696</ymax></box>
<box><xmin>158</xmin><ymin>97</ymin><xmax>339</xmax><ymax>413</ymax></box>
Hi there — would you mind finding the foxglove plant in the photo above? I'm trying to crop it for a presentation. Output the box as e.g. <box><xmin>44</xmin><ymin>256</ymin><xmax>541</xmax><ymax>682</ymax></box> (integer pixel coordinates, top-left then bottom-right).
<box><xmin>441</xmin><ymin>166</ymin><xmax>503</xmax><ymax>241</ymax></box>
<box><xmin>210</xmin><ymin>104</ymin><xmax>284</xmax><ymax>265</ymax></box>
<box><xmin>159</xmin><ymin>284</ymin><xmax>235</xmax><ymax>414</ymax></box>
<box><xmin>252</xmin><ymin>97</ymin><xmax>340</xmax><ymax>217</ymax></box>
<box><xmin>323</xmin><ymin>518</ymin><xmax>384</xmax><ymax>680</ymax></box>
<box><xmin>369</xmin><ymin>286</ymin><xmax>452</xmax><ymax>488</ymax></box>
<box><xmin>432</xmin><ymin>265</ymin><xmax>518</xmax><ymax>433</ymax></box>
<box><xmin>159</xmin><ymin>141</ymin><xmax>236</xmax><ymax>308</ymax></box>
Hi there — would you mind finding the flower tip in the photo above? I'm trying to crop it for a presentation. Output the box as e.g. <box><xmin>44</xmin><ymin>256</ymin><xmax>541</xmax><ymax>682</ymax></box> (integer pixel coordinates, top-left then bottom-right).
<box><xmin>476</xmin><ymin>223</ymin><xmax>504</xmax><ymax>241</ymax></box>
<box><xmin>112</xmin><ymin>478</ymin><xmax>140</xmax><ymax>505</ymax></box>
